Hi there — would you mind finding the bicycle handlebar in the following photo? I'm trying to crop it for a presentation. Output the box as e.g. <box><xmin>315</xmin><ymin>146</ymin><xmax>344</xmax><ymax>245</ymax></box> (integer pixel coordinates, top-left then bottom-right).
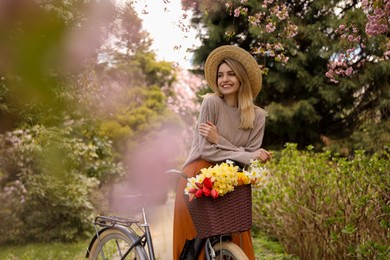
<box><xmin>165</xmin><ymin>169</ymin><xmax>187</xmax><ymax>179</ymax></box>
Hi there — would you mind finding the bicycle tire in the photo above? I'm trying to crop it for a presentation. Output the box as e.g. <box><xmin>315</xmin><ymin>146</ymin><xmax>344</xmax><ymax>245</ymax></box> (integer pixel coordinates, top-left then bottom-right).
<box><xmin>88</xmin><ymin>228</ymin><xmax>147</xmax><ymax>260</ymax></box>
<box><xmin>213</xmin><ymin>241</ymin><xmax>249</xmax><ymax>260</ymax></box>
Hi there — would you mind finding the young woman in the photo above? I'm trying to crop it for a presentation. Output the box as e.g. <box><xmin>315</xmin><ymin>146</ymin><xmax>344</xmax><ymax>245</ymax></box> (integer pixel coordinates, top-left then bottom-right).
<box><xmin>173</xmin><ymin>45</ymin><xmax>272</xmax><ymax>259</ymax></box>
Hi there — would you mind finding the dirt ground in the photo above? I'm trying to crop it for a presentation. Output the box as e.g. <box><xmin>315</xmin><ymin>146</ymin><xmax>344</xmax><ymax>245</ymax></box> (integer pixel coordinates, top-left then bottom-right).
<box><xmin>147</xmin><ymin>193</ymin><xmax>175</xmax><ymax>260</ymax></box>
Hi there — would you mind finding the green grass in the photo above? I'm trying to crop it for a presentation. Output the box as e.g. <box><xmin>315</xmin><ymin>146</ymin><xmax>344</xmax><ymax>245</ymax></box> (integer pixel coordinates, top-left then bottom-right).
<box><xmin>0</xmin><ymin>233</ymin><xmax>296</xmax><ymax>260</ymax></box>
<box><xmin>252</xmin><ymin>231</ymin><xmax>298</xmax><ymax>260</ymax></box>
<box><xmin>0</xmin><ymin>241</ymin><xmax>88</xmax><ymax>260</ymax></box>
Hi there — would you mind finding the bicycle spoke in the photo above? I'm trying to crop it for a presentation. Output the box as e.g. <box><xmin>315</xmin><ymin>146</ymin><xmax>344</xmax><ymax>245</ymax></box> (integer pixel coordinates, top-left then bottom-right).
<box><xmin>115</xmin><ymin>239</ymin><xmax>124</xmax><ymax>259</ymax></box>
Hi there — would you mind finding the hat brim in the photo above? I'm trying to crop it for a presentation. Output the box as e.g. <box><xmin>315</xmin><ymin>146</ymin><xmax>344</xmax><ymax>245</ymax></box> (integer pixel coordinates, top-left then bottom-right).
<box><xmin>204</xmin><ymin>45</ymin><xmax>262</xmax><ymax>98</ymax></box>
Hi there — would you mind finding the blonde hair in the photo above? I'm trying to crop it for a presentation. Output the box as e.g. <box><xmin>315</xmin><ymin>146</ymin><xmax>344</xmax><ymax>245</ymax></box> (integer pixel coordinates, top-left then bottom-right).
<box><xmin>216</xmin><ymin>58</ymin><xmax>255</xmax><ymax>129</ymax></box>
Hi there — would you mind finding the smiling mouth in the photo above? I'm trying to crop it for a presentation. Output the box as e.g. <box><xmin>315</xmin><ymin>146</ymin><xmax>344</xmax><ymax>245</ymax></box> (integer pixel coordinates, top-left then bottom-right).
<box><xmin>221</xmin><ymin>84</ymin><xmax>232</xmax><ymax>88</ymax></box>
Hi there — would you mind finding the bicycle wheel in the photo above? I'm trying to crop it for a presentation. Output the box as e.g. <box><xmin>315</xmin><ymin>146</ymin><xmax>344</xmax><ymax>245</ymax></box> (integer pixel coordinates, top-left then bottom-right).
<box><xmin>88</xmin><ymin>228</ymin><xmax>146</xmax><ymax>260</ymax></box>
<box><xmin>213</xmin><ymin>241</ymin><xmax>249</xmax><ymax>260</ymax></box>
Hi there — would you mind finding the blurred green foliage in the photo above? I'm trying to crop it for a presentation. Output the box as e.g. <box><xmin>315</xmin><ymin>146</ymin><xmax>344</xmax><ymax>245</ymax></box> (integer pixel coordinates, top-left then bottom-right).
<box><xmin>0</xmin><ymin>124</ymin><xmax>123</xmax><ymax>244</ymax></box>
<box><xmin>0</xmin><ymin>0</ymin><xmax>181</xmax><ymax>244</ymax></box>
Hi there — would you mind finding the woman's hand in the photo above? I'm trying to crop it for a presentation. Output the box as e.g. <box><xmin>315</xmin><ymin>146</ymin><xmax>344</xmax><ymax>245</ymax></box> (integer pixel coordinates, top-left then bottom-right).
<box><xmin>252</xmin><ymin>148</ymin><xmax>272</xmax><ymax>163</ymax></box>
<box><xmin>199</xmin><ymin>120</ymin><xmax>219</xmax><ymax>144</ymax></box>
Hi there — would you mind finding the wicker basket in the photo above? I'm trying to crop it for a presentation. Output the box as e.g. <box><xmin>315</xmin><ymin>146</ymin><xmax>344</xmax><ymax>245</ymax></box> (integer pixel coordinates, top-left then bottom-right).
<box><xmin>185</xmin><ymin>185</ymin><xmax>252</xmax><ymax>239</ymax></box>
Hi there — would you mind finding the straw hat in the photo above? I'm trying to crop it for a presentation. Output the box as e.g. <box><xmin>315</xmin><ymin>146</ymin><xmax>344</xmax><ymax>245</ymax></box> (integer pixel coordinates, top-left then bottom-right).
<box><xmin>204</xmin><ymin>45</ymin><xmax>262</xmax><ymax>98</ymax></box>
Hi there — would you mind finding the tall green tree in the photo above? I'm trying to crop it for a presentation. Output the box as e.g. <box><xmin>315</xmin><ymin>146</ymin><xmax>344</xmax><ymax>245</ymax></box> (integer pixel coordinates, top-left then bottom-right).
<box><xmin>183</xmin><ymin>0</ymin><xmax>390</xmax><ymax>154</ymax></box>
<box><xmin>77</xmin><ymin>2</ymin><xmax>178</xmax><ymax>155</ymax></box>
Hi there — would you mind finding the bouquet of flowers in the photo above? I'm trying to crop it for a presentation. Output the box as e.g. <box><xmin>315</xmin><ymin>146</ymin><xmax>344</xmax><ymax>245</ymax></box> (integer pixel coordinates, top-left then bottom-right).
<box><xmin>184</xmin><ymin>159</ymin><xmax>270</xmax><ymax>202</ymax></box>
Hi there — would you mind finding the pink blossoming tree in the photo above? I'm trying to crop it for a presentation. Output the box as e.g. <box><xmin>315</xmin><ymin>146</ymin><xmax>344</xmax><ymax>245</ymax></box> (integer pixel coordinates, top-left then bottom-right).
<box><xmin>181</xmin><ymin>0</ymin><xmax>390</xmax><ymax>154</ymax></box>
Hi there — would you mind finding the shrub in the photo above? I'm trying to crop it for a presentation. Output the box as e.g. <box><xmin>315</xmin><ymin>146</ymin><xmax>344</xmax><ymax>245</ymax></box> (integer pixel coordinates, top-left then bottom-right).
<box><xmin>253</xmin><ymin>143</ymin><xmax>389</xmax><ymax>259</ymax></box>
<box><xmin>0</xmin><ymin>124</ymin><xmax>123</xmax><ymax>244</ymax></box>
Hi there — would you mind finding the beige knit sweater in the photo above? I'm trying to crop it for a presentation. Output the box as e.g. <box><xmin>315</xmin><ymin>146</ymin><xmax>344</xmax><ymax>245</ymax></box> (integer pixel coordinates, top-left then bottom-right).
<box><xmin>183</xmin><ymin>94</ymin><xmax>266</xmax><ymax>168</ymax></box>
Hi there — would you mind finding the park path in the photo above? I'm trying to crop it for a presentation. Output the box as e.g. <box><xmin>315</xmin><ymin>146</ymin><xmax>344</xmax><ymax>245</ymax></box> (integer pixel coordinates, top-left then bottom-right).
<box><xmin>147</xmin><ymin>193</ymin><xmax>175</xmax><ymax>260</ymax></box>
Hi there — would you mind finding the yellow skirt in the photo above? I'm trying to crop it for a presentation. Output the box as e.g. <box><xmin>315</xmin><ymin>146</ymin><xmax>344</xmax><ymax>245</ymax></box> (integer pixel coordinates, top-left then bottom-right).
<box><xmin>172</xmin><ymin>159</ymin><xmax>255</xmax><ymax>260</ymax></box>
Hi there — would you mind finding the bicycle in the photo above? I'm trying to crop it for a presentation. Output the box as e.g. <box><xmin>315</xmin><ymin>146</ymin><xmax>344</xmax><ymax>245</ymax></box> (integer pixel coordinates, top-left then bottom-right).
<box><xmin>85</xmin><ymin>169</ymin><xmax>249</xmax><ymax>259</ymax></box>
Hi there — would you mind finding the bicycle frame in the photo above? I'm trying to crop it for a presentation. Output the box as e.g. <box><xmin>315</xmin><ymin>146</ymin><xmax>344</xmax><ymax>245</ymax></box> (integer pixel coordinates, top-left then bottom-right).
<box><xmin>204</xmin><ymin>234</ymin><xmax>233</xmax><ymax>260</ymax></box>
<box><xmin>87</xmin><ymin>169</ymin><xmax>248</xmax><ymax>259</ymax></box>
<box><xmin>140</xmin><ymin>208</ymin><xmax>156</xmax><ymax>260</ymax></box>
<box><xmin>205</xmin><ymin>238</ymin><xmax>215</xmax><ymax>260</ymax></box>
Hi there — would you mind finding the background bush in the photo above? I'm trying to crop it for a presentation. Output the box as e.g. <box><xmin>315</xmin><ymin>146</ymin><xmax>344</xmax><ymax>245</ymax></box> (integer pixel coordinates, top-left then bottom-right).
<box><xmin>253</xmin><ymin>143</ymin><xmax>389</xmax><ymax>259</ymax></box>
<box><xmin>0</xmin><ymin>123</ymin><xmax>123</xmax><ymax>244</ymax></box>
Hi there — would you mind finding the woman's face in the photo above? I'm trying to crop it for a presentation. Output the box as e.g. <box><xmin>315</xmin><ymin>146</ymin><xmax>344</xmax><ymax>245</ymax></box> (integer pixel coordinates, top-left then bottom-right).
<box><xmin>217</xmin><ymin>63</ymin><xmax>240</xmax><ymax>98</ymax></box>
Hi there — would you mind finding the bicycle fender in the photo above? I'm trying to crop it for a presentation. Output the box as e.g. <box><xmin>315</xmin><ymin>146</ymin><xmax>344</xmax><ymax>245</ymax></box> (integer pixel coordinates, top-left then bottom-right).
<box><xmin>85</xmin><ymin>226</ymin><xmax>148</xmax><ymax>259</ymax></box>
